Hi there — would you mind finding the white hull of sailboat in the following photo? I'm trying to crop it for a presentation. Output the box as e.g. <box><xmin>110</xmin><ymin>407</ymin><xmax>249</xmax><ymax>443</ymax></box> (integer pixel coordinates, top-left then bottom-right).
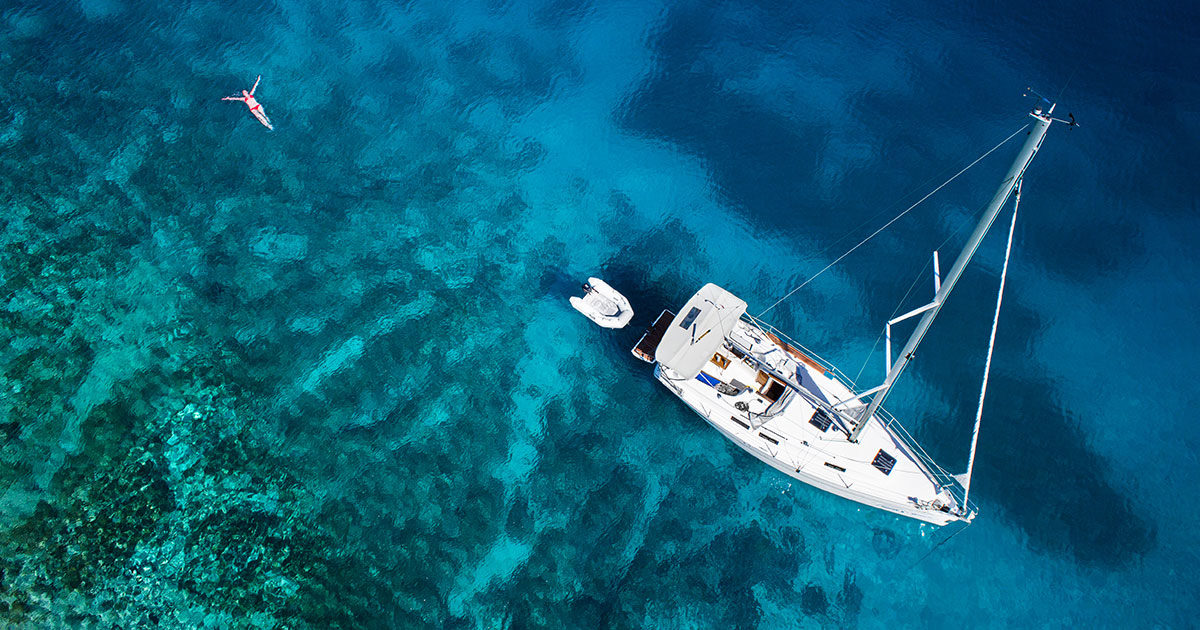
<box><xmin>652</xmin><ymin>316</ymin><xmax>967</xmax><ymax>527</ymax></box>
<box><xmin>701</xmin><ymin>413</ymin><xmax>958</xmax><ymax>526</ymax></box>
<box><xmin>658</xmin><ymin>364</ymin><xmax>961</xmax><ymax>526</ymax></box>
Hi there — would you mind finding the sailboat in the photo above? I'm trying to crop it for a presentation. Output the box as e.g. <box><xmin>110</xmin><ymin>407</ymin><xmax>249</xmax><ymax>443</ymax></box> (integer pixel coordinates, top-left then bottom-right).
<box><xmin>631</xmin><ymin>105</ymin><xmax>1065</xmax><ymax>525</ymax></box>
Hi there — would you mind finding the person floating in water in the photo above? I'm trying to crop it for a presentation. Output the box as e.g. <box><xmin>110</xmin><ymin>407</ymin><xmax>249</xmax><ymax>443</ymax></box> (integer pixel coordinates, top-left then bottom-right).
<box><xmin>222</xmin><ymin>75</ymin><xmax>273</xmax><ymax>130</ymax></box>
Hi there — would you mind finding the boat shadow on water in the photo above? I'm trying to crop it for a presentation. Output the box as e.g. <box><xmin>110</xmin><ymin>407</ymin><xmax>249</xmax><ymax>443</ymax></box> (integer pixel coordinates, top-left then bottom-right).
<box><xmin>922</xmin><ymin>279</ymin><xmax>1157</xmax><ymax>567</ymax></box>
<box><xmin>616</xmin><ymin>11</ymin><xmax>1155</xmax><ymax>566</ymax></box>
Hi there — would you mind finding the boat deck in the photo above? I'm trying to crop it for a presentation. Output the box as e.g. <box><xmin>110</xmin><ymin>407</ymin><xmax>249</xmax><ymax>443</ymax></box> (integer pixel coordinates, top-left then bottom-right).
<box><xmin>631</xmin><ymin>309</ymin><xmax>675</xmax><ymax>363</ymax></box>
<box><xmin>655</xmin><ymin>318</ymin><xmax>965</xmax><ymax>525</ymax></box>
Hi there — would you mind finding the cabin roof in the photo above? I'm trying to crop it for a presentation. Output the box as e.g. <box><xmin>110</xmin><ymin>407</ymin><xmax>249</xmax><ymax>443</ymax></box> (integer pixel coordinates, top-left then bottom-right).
<box><xmin>655</xmin><ymin>283</ymin><xmax>747</xmax><ymax>379</ymax></box>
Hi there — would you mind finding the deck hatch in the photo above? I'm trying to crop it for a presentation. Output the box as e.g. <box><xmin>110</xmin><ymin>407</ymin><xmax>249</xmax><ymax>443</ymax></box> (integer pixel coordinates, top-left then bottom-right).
<box><xmin>761</xmin><ymin>380</ymin><xmax>786</xmax><ymax>402</ymax></box>
<box><xmin>678</xmin><ymin>307</ymin><xmax>702</xmax><ymax>330</ymax></box>
<box><xmin>809</xmin><ymin>409</ymin><xmax>834</xmax><ymax>432</ymax></box>
<box><xmin>872</xmin><ymin>450</ymin><xmax>897</xmax><ymax>475</ymax></box>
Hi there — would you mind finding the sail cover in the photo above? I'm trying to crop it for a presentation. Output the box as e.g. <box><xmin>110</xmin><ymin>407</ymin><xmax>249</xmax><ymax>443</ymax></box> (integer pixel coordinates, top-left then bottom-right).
<box><xmin>655</xmin><ymin>284</ymin><xmax>747</xmax><ymax>379</ymax></box>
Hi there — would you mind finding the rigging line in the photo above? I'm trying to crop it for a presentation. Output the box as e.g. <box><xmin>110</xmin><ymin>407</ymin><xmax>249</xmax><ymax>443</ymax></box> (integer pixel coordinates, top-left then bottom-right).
<box><xmin>908</xmin><ymin>519</ymin><xmax>972</xmax><ymax>570</ymax></box>
<box><xmin>962</xmin><ymin>180</ymin><xmax>1021</xmax><ymax>508</ymax></box>
<box><xmin>757</xmin><ymin>124</ymin><xmax>1031</xmax><ymax>319</ymax></box>
<box><xmin>799</xmin><ymin>128</ymin><xmax>1005</xmax><ymax>268</ymax></box>
<box><xmin>805</xmin><ymin>167</ymin><xmax>956</xmax><ymax>264</ymax></box>
<box><xmin>851</xmin><ymin>334</ymin><xmax>881</xmax><ymax>386</ymax></box>
<box><xmin>851</xmin><ymin>187</ymin><xmax>1008</xmax><ymax>385</ymax></box>
<box><xmin>1055</xmin><ymin>68</ymin><xmax>1077</xmax><ymax>103</ymax></box>
<box><xmin>853</xmin><ymin>255</ymin><xmax>933</xmax><ymax>385</ymax></box>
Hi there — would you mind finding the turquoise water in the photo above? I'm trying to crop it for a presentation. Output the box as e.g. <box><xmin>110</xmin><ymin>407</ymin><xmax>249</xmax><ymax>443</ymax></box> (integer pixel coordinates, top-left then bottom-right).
<box><xmin>2</xmin><ymin>0</ymin><xmax>1197</xmax><ymax>627</ymax></box>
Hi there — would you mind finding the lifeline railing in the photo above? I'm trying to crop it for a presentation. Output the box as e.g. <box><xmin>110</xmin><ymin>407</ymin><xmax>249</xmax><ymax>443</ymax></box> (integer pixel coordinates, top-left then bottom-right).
<box><xmin>742</xmin><ymin>313</ymin><xmax>977</xmax><ymax>516</ymax></box>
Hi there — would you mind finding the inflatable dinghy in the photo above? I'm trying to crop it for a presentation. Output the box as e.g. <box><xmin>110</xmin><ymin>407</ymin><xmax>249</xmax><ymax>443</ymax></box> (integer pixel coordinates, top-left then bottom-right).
<box><xmin>570</xmin><ymin>277</ymin><xmax>634</xmax><ymax>329</ymax></box>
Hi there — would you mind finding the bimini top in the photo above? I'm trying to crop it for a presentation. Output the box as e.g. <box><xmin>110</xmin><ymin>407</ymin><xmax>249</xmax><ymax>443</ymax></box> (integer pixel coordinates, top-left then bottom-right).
<box><xmin>655</xmin><ymin>283</ymin><xmax>748</xmax><ymax>379</ymax></box>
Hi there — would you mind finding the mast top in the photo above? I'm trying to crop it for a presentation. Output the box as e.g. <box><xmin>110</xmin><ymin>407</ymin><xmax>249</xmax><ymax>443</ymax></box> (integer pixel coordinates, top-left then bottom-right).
<box><xmin>1029</xmin><ymin>90</ymin><xmax>1078</xmax><ymax>128</ymax></box>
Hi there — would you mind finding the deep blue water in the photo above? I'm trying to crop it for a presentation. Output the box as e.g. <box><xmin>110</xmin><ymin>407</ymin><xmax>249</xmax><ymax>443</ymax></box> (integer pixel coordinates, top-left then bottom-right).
<box><xmin>1</xmin><ymin>0</ymin><xmax>1197</xmax><ymax>627</ymax></box>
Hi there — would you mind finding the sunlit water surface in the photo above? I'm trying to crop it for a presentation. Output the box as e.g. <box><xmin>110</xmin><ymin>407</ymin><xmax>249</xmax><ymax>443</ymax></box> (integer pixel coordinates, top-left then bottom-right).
<box><xmin>1</xmin><ymin>0</ymin><xmax>1197</xmax><ymax>627</ymax></box>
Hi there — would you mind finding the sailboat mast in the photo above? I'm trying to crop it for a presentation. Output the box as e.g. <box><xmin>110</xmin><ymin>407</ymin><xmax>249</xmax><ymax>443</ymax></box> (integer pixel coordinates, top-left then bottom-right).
<box><xmin>848</xmin><ymin>109</ymin><xmax>1053</xmax><ymax>442</ymax></box>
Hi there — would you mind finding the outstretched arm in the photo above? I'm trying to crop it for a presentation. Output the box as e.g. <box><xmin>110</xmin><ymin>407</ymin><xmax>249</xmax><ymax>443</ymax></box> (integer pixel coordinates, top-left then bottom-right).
<box><xmin>221</xmin><ymin>96</ymin><xmax>244</xmax><ymax>101</ymax></box>
<box><xmin>250</xmin><ymin>75</ymin><xmax>261</xmax><ymax>95</ymax></box>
